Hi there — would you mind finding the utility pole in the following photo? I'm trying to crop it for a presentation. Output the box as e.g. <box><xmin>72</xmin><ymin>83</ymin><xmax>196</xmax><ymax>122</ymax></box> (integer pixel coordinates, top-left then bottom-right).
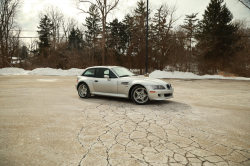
<box><xmin>145</xmin><ymin>0</ymin><xmax>149</xmax><ymax>75</ymax></box>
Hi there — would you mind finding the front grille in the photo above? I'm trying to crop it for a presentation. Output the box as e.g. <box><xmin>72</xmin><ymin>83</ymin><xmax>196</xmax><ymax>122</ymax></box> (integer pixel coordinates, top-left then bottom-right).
<box><xmin>166</xmin><ymin>84</ymin><xmax>172</xmax><ymax>90</ymax></box>
<box><xmin>164</xmin><ymin>93</ymin><xmax>172</xmax><ymax>97</ymax></box>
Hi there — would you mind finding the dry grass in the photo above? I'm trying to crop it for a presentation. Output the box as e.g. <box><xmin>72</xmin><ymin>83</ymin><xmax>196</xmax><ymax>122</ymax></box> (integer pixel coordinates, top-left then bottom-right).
<box><xmin>218</xmin><ymin>71</ymin><xmax>237</xmax><ymax>77</ymax></box>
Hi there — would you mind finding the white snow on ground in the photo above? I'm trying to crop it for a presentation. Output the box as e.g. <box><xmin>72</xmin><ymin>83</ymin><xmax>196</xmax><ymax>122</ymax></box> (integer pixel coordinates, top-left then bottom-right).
<box><xmin>29</xmin><ymin>68</ymin><xmax>84</xmax><ymax>76</ymax></box>
<box><xmin>149</xmin><ymin>70</ymin><xmax>250</xmax><ymax>80</ymax></box>
<box><xmin>0</xmin><ymin>68</ymin><xmax>30</xmax><ymax>75</ymax></box>
<box><xmin>0</xmin><ymin>67</ymin><xmax>84</xmax><ymax>76</ymax></box>
<box><xmin>0</xmin><ymin>67</ymin><xmax>250</xmax><ymax>80</ymax></box>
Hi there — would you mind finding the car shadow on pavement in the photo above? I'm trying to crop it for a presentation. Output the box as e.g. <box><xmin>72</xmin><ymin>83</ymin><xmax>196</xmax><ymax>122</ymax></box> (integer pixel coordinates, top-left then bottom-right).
<box><xmin>78</xmin><ymin>95</ymin><xmax>191</xmax><ymax>112</ymax></box>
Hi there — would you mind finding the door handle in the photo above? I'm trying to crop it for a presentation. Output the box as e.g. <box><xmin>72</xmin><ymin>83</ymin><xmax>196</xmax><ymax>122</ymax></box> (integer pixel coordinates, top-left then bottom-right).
<box><xmin>94</xmin><ymin>80</ymin><xmax>98</xmax><ymax>82</ymax></box>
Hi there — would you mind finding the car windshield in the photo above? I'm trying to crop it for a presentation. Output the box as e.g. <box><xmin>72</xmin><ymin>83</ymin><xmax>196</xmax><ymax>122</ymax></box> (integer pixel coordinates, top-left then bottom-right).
<box><xmin>112</xmin><ymin>67</ymin><xmax>136</xmax><ymax>77</ymax></box>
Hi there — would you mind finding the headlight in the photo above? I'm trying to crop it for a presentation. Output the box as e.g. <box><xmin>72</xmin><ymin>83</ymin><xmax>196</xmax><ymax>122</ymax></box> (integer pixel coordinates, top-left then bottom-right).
<box><xmin>151</xmin><ymin>85</ymin><xmax>166</xmax><ymax>90</ymax></box>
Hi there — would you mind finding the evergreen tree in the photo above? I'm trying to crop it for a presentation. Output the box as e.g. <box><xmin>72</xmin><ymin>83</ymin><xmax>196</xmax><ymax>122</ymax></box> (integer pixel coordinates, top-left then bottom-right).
<box><xmin>152</xmin><ymin>5</ymin><xmax>168</xmax><ymax>36</ymax></box>
<box><xmin>19</xmin><ymin>46</ymin><xmax>28</xmax><ymax>59</ymax></box>
<box><xmin>196</xmin><ymin>0</ymin><xmax>238</xmax><ymax>73</ymax></box>
<box><xmin>108</xmin><ymin>18</ymin><xmax>129</xmax><ymax>53</ymax></box>
<box><xmin>133</xmin><ymin>0</ymin><xmax>148</xmax><ymax>74</ymax></box>
<box><xmin>151</xmin><ymin>5</ymin><xmax>168</xmax><ymax>70</ymax></box>
<box><xmin>84</xmin><ymin>4</ymin><xmax>101</xmax><ymax>65</ymax></box>
<box><xmin>84</xmin><ymin>5</ymin><xmax>101</xmax><ymax>45</ymax></box>
<box><xmin>37</xmin><ymin>15</ymin><xmax>53</xmax><ymax>51</ymax></box>
<box><xmin>107</xmin><ymin>18</ymin><xmax>129</xmax><ymax>65</ymax></box>
<box><xmin>122</xmin><ymin>14</ymin><xmax>135</xmax><ymax>69</ymax></box>
<box><xmin>68</xmin><ymin>28</ymin><xmax>84</xmax><ymax>50</ymax></box>
<box><xmin>123</xmin><ymin>14</ymin><xmax>133</xmax><ymax>41</ymax></box>
<box><xmin>180</xmin><ymin>13</ymin><xmax>199</xmax><ymax>71</ymax></box>
<box><xmin>181</xmin><ymin>13</ymin><xmax>199</xmax><ymax>39</ymax></box>
<box><xmin>134</xmin><ymin>0</ymin><xmax>148</xmax><ymax>37</ymax></box>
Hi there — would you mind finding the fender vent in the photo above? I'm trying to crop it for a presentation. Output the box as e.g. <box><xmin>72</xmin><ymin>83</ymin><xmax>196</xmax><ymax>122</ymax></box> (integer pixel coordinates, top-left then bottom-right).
<box><xmin>121</xmin><ymin>82</ymin><xmax>129</xmax><ymax>85</ymax></box>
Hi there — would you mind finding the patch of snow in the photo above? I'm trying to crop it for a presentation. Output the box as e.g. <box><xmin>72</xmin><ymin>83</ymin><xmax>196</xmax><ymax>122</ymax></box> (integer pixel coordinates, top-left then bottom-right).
<box><xmin>0</xmin><ymin>68</ymin><xmax>30</xmax><ymax>75</ymax></box>
<box><xmin>11</xmin><ymin>60</ymin><xmax>25</xmax><ymax>64</ymax></box>
<box><xmin>0</xmin><ymin>67</ymin><xmax>249</xmax><ymax>80</ymax></box>
<box><xmin>29</xmin><ymin>68</ymin><xmax>84</xmax><ymax>76</ymax></box>
<box><xmin>149</xmin><ymin>70</ymin><xmax>250</xmax><ymax>80</ymax></box>
<box><xmin>66</xmin><ymin>68</ymin><xmax>84</xmax><ymax>76</ymax></box>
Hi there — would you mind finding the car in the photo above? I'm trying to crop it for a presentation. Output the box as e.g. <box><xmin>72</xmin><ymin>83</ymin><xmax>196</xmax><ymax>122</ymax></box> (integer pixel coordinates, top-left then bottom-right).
<box><xmin>75</xmin><ymin>66</ymin><xmax>174</xmax><ymax>105</ymax></box>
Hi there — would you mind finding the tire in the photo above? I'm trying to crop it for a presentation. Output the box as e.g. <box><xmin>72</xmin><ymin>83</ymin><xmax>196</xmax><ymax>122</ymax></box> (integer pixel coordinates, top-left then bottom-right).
<box><xmin>78</xmin><ymin>83</ymin><xmax>91</xmax><ymax>98</ymax></box>
<box><xmin>131</xmin><ymin>85</ymin><xmax>149</xmax><ymax>105</ymax></box>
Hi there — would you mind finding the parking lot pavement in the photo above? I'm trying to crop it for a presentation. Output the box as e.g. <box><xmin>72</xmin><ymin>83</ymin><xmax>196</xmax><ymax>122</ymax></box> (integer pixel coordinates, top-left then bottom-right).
<box><xmin>0</xmin><ymin>76</ymin><xmax>250</xmax><ymax>166</ymax></box>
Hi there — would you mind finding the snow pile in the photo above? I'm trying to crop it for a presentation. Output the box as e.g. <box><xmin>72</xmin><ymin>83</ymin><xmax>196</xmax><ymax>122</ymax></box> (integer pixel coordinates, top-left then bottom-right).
<box><xmin>149</xmin><ymin>70</ymin><xmax>250</xmax><ymax>80</ymax></box>
<box><xmin>0</xmin><ymin>68</ymin><xmax>30</xmax><ymax>75</ymax></box>
<box><xmin>29</xmin><ymin>68</ymin><xmax>84</xmax><ymax>76</ymax></box>
<box><xmin>66</xmin><ymin>68</ymin><xmax>85</xmax><ymax>76</ymax></box>
<box><xmin>0</xmin><ymin>67</ymin><xmax>84</xmax><ymax>76</ymax></box>
<box><xmin>0</xmin><ymin>67</ymin><xmax>249</xmax><ymax>80</ymax></box>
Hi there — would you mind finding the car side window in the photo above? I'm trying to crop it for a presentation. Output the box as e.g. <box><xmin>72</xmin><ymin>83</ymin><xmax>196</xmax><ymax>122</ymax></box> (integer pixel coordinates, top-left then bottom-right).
<box><xmin>109</xmin><ymin>70</ymin><xmax>117</xmax><ymax>78</ymax></box>
<box><xmin>96</xmin><ymin>68</ymin><xmax>106</xmax><ymax>78</ymax></box>
<box><xmin>95</xmin><ymin>68</ymin><xmax>117</xmax><ymax>78</ymax></box>
<box><xmin>82</xmin><ymin>69</ymin><xmax>95</xmax><ymax>77</ymax></box>
<box><xmin>104</xmin><ymin>69</ymin><xmax>109</xmax><ymax>75</ymax></box>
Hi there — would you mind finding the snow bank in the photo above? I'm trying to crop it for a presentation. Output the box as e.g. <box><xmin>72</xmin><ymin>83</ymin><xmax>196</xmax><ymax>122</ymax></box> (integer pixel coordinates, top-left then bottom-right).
<box><xmin>0</xmin><ymin>68</ymin><xmax>30</xmax><ymax>75</ymax></box>
<box><xmin>0</xmin><ymin>67</ymin><xmax>249</xmax><ymax>80</ymax></box>
<box><xmin>29</xmin><ymin>68</ymin><xmax>84</xmax><ymax>76</ymax></box>
<box><xmin>149</xmin><ymin>70</ymin><xmax>250</xmax><ymax>80</ymax></box>
<box><xmin>0</xmin><ymin>67</ymin><xmax>84</xmax><ymax>76</ymax></box>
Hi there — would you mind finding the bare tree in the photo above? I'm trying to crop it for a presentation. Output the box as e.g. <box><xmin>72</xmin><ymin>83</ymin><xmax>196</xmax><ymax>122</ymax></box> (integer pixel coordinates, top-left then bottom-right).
<box><xmin>76</xmin><ymin>0</ymin><xmax>120</xmax><ymax>65</ymax></box>
<box><xmin>231</xmin><ymin>19</ymin><xmax>250</xmax><ymax>77</ymax></box>
<box><xmin>28</xmin><ymin>38</ymin><xmax>39</xmax><ymax>57</ymax></box>
<box><xmin>61</xmin><ymin>16</ymin><xmax>78</xmax><ymax>43</ymax></box>
<box><xmin>0</xmin><ymin>0</ymin><xmax>21</xmax><ymax>68</ymax></box>
<box><xmin>238</xmin><ymin>0</ymin><xmax>250</xmax><ymax>10</ymax></box>
<box><xmin>152</xmin><ymin>4</ymin><xmax>181</xmax><ymax>70</ymax></box>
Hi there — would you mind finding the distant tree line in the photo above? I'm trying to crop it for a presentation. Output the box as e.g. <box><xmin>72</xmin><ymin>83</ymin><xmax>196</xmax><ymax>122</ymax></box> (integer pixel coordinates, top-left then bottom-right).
<box><xmin>1</xmin><ymin>0</ymin><xmax>250</xmax><ymax>77</ymax></box>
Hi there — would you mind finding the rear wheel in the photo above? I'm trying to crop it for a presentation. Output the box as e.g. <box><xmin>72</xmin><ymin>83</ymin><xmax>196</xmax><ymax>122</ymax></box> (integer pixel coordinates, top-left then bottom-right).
<box><xmin>78</xmin><ymin>83</ymin><xmax>91</xmax><ymax>98</ymax></box>
<box><xmin>131</xmin><ymin>85</ymin><xmax>149</xmax><ymax>105</ymax></box>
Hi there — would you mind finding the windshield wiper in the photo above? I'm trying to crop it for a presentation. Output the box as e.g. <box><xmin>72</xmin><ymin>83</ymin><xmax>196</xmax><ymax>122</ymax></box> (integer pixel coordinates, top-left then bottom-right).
<box><xmin>120</xmin><ymin>75</ymin><xmax>130</xmax><ymax>77</ymax></box>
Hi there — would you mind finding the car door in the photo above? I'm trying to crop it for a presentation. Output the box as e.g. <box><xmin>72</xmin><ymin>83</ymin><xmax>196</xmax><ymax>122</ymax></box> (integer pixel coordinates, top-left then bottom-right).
<box><xmin>92</xmin><ymin>68</ymin><xmax>118</xmax><ymax>93</ymax></box>
<box><xmin>81</xmin><ymin>68</ymin><xmax>95</xmax><ymax>92</ymax></box>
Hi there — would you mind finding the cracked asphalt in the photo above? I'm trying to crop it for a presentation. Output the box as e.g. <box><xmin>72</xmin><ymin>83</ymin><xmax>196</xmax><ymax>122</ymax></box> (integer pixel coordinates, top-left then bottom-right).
<box><xmin>0</xmin><ymin>75</ymin><xmax>250</xmax><ymax>166</ymax></box>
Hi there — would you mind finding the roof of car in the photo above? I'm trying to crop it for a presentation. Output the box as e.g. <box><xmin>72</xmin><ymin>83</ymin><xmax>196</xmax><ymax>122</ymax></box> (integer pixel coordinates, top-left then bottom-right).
<box><xmin>86</xmin><ymin>66</ymin><xmax>121</xmax><ymax>69</ymax></box>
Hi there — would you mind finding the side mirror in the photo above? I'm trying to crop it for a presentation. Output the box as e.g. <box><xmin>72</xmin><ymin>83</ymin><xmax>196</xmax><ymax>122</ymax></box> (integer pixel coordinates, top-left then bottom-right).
<box><xmin>104</xmin><ymin>75</ymin><xmax>110</xmax><ymax>80</ymax></box>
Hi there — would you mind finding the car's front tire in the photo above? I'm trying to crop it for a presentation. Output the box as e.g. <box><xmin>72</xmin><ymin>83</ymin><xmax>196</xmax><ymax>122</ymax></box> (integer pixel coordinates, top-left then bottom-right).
<box><xmin>78</xmin><ymin>83</ymin><xmax>91</xmax><ymax>98</ymax></box>
<box><xmin>131</xmin><ymin>85</ymin><xmax>149</xmax><ymax>105</ymax></box>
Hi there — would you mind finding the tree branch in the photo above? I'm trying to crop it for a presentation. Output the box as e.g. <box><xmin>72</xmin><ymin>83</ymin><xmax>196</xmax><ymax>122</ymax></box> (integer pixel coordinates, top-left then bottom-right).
<box><xmin>238</xmin><ymin>0</ymin><xmax>250</xmax><ymax>10</ymax></box>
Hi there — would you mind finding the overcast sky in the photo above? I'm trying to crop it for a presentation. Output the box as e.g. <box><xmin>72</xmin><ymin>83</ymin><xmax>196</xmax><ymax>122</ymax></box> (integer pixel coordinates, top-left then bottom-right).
<box><xmin>17</xmin><ymin>0</ymin><xmax>250</xmax><ymax>43</ymax></box>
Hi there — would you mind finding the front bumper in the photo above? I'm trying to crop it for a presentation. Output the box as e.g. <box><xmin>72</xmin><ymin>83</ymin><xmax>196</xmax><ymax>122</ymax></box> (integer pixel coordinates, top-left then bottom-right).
<box><xmin>145</xmin><ymin>86</ymin><xmax>174</xmax><ymax>100</ymax></box>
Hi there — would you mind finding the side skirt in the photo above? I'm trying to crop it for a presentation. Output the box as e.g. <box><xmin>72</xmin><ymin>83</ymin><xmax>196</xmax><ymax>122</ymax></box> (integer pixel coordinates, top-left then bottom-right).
<box><xmin>91</xmin><ymin>92</ymin><xmax>128</xmax><ymax>98</ymax></box>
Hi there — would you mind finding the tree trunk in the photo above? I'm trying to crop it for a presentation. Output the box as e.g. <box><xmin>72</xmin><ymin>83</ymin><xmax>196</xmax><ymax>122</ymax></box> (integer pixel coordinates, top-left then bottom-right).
<box><xmin>159</xmin><ymin>61</ymin><xmax>164</xmax><ymax>71</ymax></box>
<box><xmin>189</xmin><ymin>37</ymin><xmax>192</xmax><ymax>72</ymax></box>
<box><xmin>1</xmin><ymin>44</ymin><xmax>5</xmax><ymax>68</ymax></box>
<box><xmin>102</xmin><ymin>19</ymin><xmax>106</xmax><ymax>65</ymax></box>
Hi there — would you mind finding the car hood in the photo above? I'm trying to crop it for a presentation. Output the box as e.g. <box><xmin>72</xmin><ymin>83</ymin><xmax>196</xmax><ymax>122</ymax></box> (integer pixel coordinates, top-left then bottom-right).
<box><xmin>119</xmin><ymin>76</ymin><xmax>169</xmax><ymax>85</ymax></box>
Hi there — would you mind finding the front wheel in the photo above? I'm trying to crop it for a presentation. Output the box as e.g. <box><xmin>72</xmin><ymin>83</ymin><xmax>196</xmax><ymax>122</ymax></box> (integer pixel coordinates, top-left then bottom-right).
<box><xmin>78</xmin><ymin>83</ymin><xmax>91</xmax><ymax>98</ymax></box>
<box><xmin>131</xmin><ymin>85</ymin><xmax>149</xmax><ymax>105</ymax></box>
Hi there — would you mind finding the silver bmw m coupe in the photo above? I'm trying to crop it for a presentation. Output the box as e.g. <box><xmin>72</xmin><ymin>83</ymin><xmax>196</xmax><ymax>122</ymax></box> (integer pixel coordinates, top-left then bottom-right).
<box><xmin>75</xmin><ymin>66</ymin><xmax>174</xmax><ymax>105</ymax></box>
